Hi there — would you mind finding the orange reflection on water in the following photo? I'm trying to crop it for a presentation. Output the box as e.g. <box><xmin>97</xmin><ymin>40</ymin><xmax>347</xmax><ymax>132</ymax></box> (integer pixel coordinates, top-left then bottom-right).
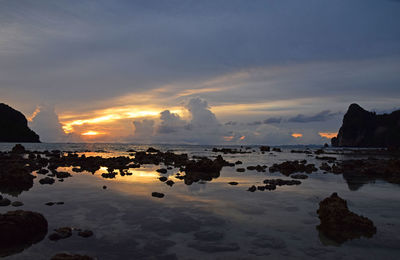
<box><xmin>319</xmin><ymin>132</ymin><xmax>337</xmax><ymax>139</ymax></box>
<box><xmin>292</xmin><ymin>133</ymin><xmax>303</xmax><ymax>138</ymax></box>
<box><xmin>82</xmin><ymin>131</ymin><xmax>103</xmax><ymax>136</ymax></box>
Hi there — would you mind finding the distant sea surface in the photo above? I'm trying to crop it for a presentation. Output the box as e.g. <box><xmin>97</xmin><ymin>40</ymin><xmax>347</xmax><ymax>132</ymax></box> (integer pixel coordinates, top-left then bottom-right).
<box><xmin>1</xmin><ymin>142</ymin><xmax>399</xmax><ymax>259</ymax></box>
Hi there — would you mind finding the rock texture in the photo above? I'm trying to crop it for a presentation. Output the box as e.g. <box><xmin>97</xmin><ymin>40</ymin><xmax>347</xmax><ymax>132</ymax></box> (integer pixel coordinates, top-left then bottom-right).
<box><xmin>317</xmin><ymin>193</ymin><xmax>376</xmax><ymax>243</ymax></box>
<box><xmin>332</xmin><ymin>103</ymin><xmax>400</xmax><ymax>148</ymax></box>
<box><xmin>0</xmin><ymin>103</ymin><xmax>40</xmax><ymax>143</ymax></box>
<box><xmin>0</xmin><ymin>210</ymin><xmax>48</xmax><ymax>257</ymax></box>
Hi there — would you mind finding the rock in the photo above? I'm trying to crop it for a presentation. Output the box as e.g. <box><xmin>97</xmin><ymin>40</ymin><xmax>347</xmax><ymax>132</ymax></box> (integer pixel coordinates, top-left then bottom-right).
<box><xmin>187</xmin><ymin>241</ymin><xmax>240</xmax><ymax>252</ymax></box>
<box><xmin>0</xmin><ymin>198</ymin><xmax>11</xmax><ymax>206</ymax></box>
<box><xmin>236</xmin><ymin>168</ymin><xmax>245</xmax><ymax>172</ymax></box>
<box><xmin>78</xmin><ymin>230</ymin><xmax>93</xmax><ymax>238</ymax></box>
<box><xmin>48</xmin><ymin>227</ymin><xmax>72</xmax><ymax>241</ymax></box>
<box><xmin>272</xmin><ymin>147</ymin><xmax>282</xmax><ymax>152</ymax></box>
<box><xmin>56</xmin><ymin>202</ymin><xmax>64</xmax><ymax>205</ymax></box>
<box><xmin>228</xmin><ymin>182</ymin><xmax>238</xmax><ymax>185</ymax></box>
<box><xmin>247</xmin><ymin>165</ymin><xmax>267</xmax><ymax>172</ymax></box>
<box><xmin>0</xmin><ymin>154</ymin><xmax>35</xmax><ymax>195</ymax></box>
<box><xmin>247</xmin><ymin>185</ymin><xmax>256</xmax><ymax>192</ymax></box>
<box><xmin>317</xmin><ymin>193</ymin><xmax>377</xmax><ymax>243</ymax></box>
<box><xmin>103</xmin><ymin>185</ymin><xmax>107</xmax><ymax>189</ymax></box>
<box><xmin>55</xmin><ymin>171</ymin><xmax>71</xmax><ymax>179</ymax></box>
<box><xmin>146</xmin><ymin>147</ymin><xmax>160</xmax><ymax>153</ymax></box>
<box><xmin>0</xmin><ymin>104</ymin><xmax>40</xmax><ymax>142</ymax></box>
<box><xmin>39</xmin><ymin>177</ymin><xmax>55</xmax><ymax>185</ymax></box>
<box><xmin>0</xmin><ymin>210</ymin><xmax>47</xmax><ymax>256</ymax></box>
<box><xmin>263</xmin><ymin>179</ymin><xmax>301</xmax><ymax>186</ymax></box>
<box><xmin>194</xmin><ymin>231</ymin><xmax>224</xmax><ymax>241</ymax></box>
<box><xmin>11</xmin><ymin>201</ymin><xmax>23</xmax><ymax>207</ymax></box>
<box><xmin>212</xmin><ymin>148</ymin><xmax>250</xmax><ymax>154</ymax></box>
<box><xmin>269</xmin><ymin>160</ymin><xmax>317</xmax><ymax>176</ymax></box>
<box><xmin>156</xmin><ymin>168</ymin><xmax>168</xmax><ymax>174</ymax></box>
<box><xmin>152</xmin><ymin>192</ymin><xmax>165</xmax><ymax>198</ymax></box>
<box><xmin>159</xmin><ymin>176</ymin><xmax>168</xmax><ymax>182</ymax></box>
<box><xmin>45</xmin><ymin>202</ymin><xmax>55</xmax><ymax>206</ymax></box>
<box><xmin>260</xmin><ymin>146</ymin><xmax>270</xmax><ymax>152</ymax></box>
<box><xmin>165</xmin><ymin>180</ymin><xmax>174</xmax><ymax>186</ymax></box>
<box><xmin>37</xmin><ymin>168</ymin><xmax>49</xmax><ymax>175</ymax></box>
<box><xmin>235</xmin><ymin>160</ymin><xmax>243</xmax><ymax>165</ymax></box>
<box><xmin>332</xmin><ymin>103</ymin><xmax>400</xmax><ymax>148</ymax></box>
<box><xmin>51</xmin><ymin>253</ymin><xmax>94</xmax><ymax>260</ymax></box>
<box><xmin>291</xmin><ymin>174</ymin><xmax>308</xmax><ymax>179</ymax></box>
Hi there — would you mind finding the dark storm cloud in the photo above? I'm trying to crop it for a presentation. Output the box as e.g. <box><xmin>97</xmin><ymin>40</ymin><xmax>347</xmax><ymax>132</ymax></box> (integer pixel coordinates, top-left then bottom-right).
<box><xmin>288</xmin><ymin>110</ymin><xmax>341</xmax><ymax>123</ymax></box>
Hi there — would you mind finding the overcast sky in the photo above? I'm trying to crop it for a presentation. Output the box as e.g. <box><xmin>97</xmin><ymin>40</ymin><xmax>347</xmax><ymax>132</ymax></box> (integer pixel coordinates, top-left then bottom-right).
<box><xmin>1</xmin><ymin>0</ymin><xmax>399</xmax><ymax>144</ymax></box>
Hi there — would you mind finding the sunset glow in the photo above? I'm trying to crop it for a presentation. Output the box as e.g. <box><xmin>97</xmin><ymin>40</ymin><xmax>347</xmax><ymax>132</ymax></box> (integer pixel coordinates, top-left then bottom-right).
<box><xmin>319</xmin><ymin>132</ymin><xmax>338</xmax><ymax>139</ymax></box>
<box><xmin>81</xmin><ymin>131</ymin><xmax>102</xmax><ymax>136</ymax></box>
<box><xmin>292</xmin><ymin>133</ymin><xmax>303</xmax><ymax>138</ymax></box>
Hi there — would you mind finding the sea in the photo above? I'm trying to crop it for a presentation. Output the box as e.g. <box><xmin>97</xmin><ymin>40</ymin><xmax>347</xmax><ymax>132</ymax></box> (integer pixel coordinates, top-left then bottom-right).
<box><xmin>0</xmin><ymin>143</ymin><xmax>399</xmax><ymax>260</ymax></box>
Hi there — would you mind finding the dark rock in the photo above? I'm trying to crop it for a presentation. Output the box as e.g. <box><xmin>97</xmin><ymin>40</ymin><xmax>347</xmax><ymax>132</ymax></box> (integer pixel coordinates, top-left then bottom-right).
<box><xmin>11</xmin><ymin>144</ymin><xmax>27</xmax><ymax>154</ymax></box>
<box><xmin>263</xmin><ymin>179</ymin><xmax>301</xmax><ymax>186</ymax></box>
<box><xmin>78</xmin><ymin>230</ymin><xmax>93</xmax><ymax>238</ymax></box>
<box><xmin>45</xmin><ymin>202</ymin><xmax>55</xmax><ymax>206</ymax></box>
<box><xmin>0</xmin><ymin>103</ymin><xmax>40</xmax><ymax>142</ymax></box>
<box><xmin>291</xmin><ymin>174</ymin><xmax>308</xmax><ymax>179</ymax></box>
<box><xmin>56</xmin><ymin>202</ymin><xmax>64</xmax><ymax>205</ymax></box>
<box><xmin>0</xmin><ymin>198</ymin><xmax>11</xmax><ymax>206</ymax></box>
<box><xmin>0</xmin><ymin>154</ymin><xmax>35</xmax><ymax>195</ymax></box>
<box><xmin>236</xmin><ymin>168</ymin><xmax>245</xmax><ymax>172</ymax></box>
<box><xmin>260</xmin><ymin>146</ymin><xmax>270</xmax><ymax>152</ymax></box>
<box><xmin>159</xmin><ymin>176</ymin><xmax>168</xmax><ymax>182</ymax></box>
<box><xmin>332</xmin><ymin>103</ymin><xmax>400</xmax><ymax>148</ymax></box>
<box><xmin>228</xmin><ymin>182</ymin><xmax>238</xmax><ymax>185</ymax></box>
<box><xmin>48</xmin><ymin>227</ymin><xmax>72</xmax><ymax>241</ymax></box>
<box><xmin>247</xmin><ymin>165</ymin><xmax>267</xmax><ymax>172</ymax></box>
<box><xmin>103</xmin><ymin>185</ymin><xmax>107</xmax><ymax>189</ymax></box>
<box><xmin>247</xmin><ymin>185</ymin><xmax>256</xmax><ymax>192</ymax></box>
<box><xmin>157</xmin><ymin>168</ymin><xmax>168</xmax><ymax>174</ymax></box>
<box><xmin>235</xmin><ymin>160</ymin><xmax>243</xmax><ymax>165</ymax></box>
<box><xmin>317</xmin><ymin>193</ymin><xmax>376</xmax><ymax>243</ymax></box>
<box><xmin>55</xmin><ymin>171</ymin><xmax>71</xmax><ymax>179</ymax></box>
<box><xmin>165</xmin><ymin>180</ymin><xmax>174</xmax><ymax>186</ymax></box>
<box><xmin>37</xmin><ymin>168</ymin><xmax>49</xmax><ymax>175</ymax></box>
<box><xmin>51</xmin><ymin>253</ymin><xmax>94</xmax><ymax>260</ymax></box>
<box><xmin>0</xmin><ymin>210</ymin><xmax>47</xmax><ymax>257</ymax></box>
<box><xmin>272</xmin><ymin>147</ymin><xmax>282</xmax><ymax>152</ymax></box>
<box><xmin>152</xmin><ymin>192</ymin><xmax>165</xmax><ymax>198</ymax></box>
<box><xmin>39</xmin><ymin>177</ymin><xmax>55</xmax><ymax>185</ymax></box>
<box><xmin>11</xmin><ymin>201</ymin><xmax>23</xmax><ymax>207</ymax></box>
<box><xmin>269</xmin><ymin>160</ymin><xmax>317</xmax><ymax>176</ymax></box>
<box><xmin>212</xmin><ymin>148</ymin><xmax>250</xmax><ymax>154</ymax></box>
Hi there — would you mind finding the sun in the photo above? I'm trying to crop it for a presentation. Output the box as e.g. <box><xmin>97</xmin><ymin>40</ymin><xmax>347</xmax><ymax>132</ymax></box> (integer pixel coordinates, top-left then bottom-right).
<box><xmin>81</xmin><ymin>131</ymin><xmax>102</xmax><ymax>136</ymax></box>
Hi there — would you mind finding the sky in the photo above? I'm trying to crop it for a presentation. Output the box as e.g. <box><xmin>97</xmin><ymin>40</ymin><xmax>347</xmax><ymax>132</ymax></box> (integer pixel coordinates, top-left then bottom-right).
<box><xmin>1</xmin><ymin>0</ymin><xmax>400</xmax><ymax>144</ymax></box>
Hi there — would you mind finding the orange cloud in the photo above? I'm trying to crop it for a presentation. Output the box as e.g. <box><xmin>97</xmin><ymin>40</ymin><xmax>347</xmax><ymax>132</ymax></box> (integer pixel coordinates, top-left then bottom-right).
<box><xmin>82</xmin><ymin>131</ymin><xmax>103</xmax><ymax>136</ymax></box>
<box><xmin>319</xmin><ymin>132</ymin><xmax>337</xmax><ymax>139</ymax></box>
<box><xmin>239</xmin><ymin>135</ymin><xmax>246</xmax><ymax>140</ymax></box>
<box><xmin>292</xmin><ymin>133</ymin><xmax>303</xmax><ymax>138</ymax></box>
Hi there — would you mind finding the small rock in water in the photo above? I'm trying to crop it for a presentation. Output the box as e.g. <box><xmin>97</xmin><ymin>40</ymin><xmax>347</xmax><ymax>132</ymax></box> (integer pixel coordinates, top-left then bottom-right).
<box><xmin>56</xmin><ymin>202</ymin><xmax>64</xmax><ymax>205</ymax></box>
<box><xmin>152</xmin><ymin>192</ymin><xmax>165</xmax><ymax>198</ymax></box>
<box><xmin>159</xmin><ymin>176</ymin><xmax>168</xmax><ymax>182</ymax></box>
<box><xmin>45</xmin><ymin>202</ymin><xmax>55</xmax><ymax>206</ymax></box>
<box><xmin>103</xmin><ymin>185</ymin><xmax>107</xmax><ymax>189</ymax></box>
<box><xmin>291</xmin><ymin>174</ymin><xmax>308</xmax><ymax>179</ymax></box>
<box><xmin>48</xmin><ymin>227</ymin><xmax>73</xmax><ymax>241</ymax></box>
<box><xmin>39</xmin><ymin>177</ymin><xmax>55</xmax><ymax>185</ymax></box>
<box><xmin>236</xmin><ymin>168</ymin><xmax>245</xmax><ymax>172</ymax></box>
<box><xmin>11</xmin><ymin>201</ymin><xmax>23</xmax><ymax>207</ymax></box>
<box><xmin>247</xmin><ymin>185</ymin><xmax>257</xmax><ymax>192</ymax></box>
<box><xmin>156</xmin><ymin>168</ymin><xmax>168</xmax><ymax>174</ymax></box>
<box><xmin>0</xmin><ymin>198</ymin><xmax>11</xmax><ymax>206</ymax></box>
<box><xmin>165</xmin><ymin>180</ymin><xmax>175</xmax><ymax>186</ymax></box>
<box><xmin>78</xmin><ymin>230</ymin><xmax>93</xmax><ymax>238</ymax></box>
<box><xmin>228</xmin><ymin>182</ymin><xmax>238</xmax><ymax>185</ymax></box>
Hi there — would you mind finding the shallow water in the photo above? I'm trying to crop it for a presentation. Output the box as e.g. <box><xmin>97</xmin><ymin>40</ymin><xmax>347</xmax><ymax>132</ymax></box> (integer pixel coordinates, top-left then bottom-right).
<box><xmin>0</xmin><ymin>143</ymin><xmax>399</xmax><ymax>259</ymax></box>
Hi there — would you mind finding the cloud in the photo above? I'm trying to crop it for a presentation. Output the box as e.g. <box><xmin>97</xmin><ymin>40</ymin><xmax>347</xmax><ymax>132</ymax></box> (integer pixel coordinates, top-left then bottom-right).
<box><xmin>29</xmin><ymin>104</ymin><xmax>80</xmax><ymax>142</ymax></box>
<box><xmin>157</xmin><ymin>110</ymin><xmax>186</xmax><ymax>134</ymax></box>
<box><xmin>288</xmin><ymin>110</ymin><xmax>341</xmax><ymax>123</ymax></box>
<box><xmin>263</xmin><ymin>117</ymin><xmax>282</xmax><ymax>124</ymax></box>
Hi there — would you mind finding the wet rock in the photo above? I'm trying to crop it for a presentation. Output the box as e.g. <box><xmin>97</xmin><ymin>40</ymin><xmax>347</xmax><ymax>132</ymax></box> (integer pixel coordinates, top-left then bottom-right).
<box><xmin>165</xmin><ymin>180</ymin><xmax>174</xmax><ymax>186</ymax></box>
<box><xmin>157</xmin><ymin>168</ymin><xmax>168</xmax><ymax>174</ymax></box>
<box><xmin>146</xmin><ymin>147</ymin><xmax>160</xmax><ymax>153</ymax></box>
<box><xmin>236</xmin><ymin>168</ymin><xmax>245</xmax><ymax>172</ymax></box>
<box><xmin>55</xmin><ymin>171</ymin><xmax>71</xmax><ymax>179</ymax></box>
<box><xmin>0</xmin><ymin>154</ymin><xmax>35</xmax><ymax>195</ymax></box>
<box><xmin>78</xmin><ymin>230</ymin><xmax>93</xmax><ymax>238</ymax></box>
<box><xmin>45</xmin><ymin>202</ymin><xmax>55</xmax><ymax>206</ymax></box>
<box><xmin>291</xmin><ymin>174</ymin><xmax>308</xmax><ymax>179</ymax></box>
<box><xmin>0</xmin><ymin>198</ymin><xmax>11</xmax><ymax>206</ymax></box>
<box><xmin>247</xmin><ymin>185</ymin><xmax>256</xmax><ymax>192</ymax></box>
<box><xmin>101</xmin><ymin>171</ymin><xmax>117</xmax><ymax>179</ymax></box>
<box><xmin>235</xmin><ymin>160</ymin><xmax>243</xmax><ymax>165</ymax></box>
<box><xmin>182</xmin><ymin>156</ymin><xmax>229</xmax><ymax>185</ymax></box>
<box><xmin>37</xmin><ymin>168</ymin><xmax>49</xmax><ymax>175</ymax></box>
<box><xmin>159</xmin><ymin>176</ymin><xmax>168</xmax><ymax>182</ymax></box>
<box><xmin>0</xmin><ymin>210</ymin><xmax>48</xmax><ymax>257</ymax></box>
<box><xmin>152</xmin><ymin>192</ymin><xmax>165</xmax><ymax>198</ymax></box>
<box><xmin>39</xmin><ymin>177</ymin><xmax>55</xmax><ymax>185</ymax></box>
<box><xmin>48</xmin><ymin>227</ymin><xmax>72</xmax><ymax>241</ymax></box>
<box><xmin>260</xmin><ymin>146</ymin><xmax>270</xmax><ymax>152</ymax></box>
<box><xmin>272</xmin><ymin>147</ymin><xmax>282</xmax><ymax>152</ymax></box>
<box><xmin>187</xmin><ymin>241</ymin><xmax>240</xmax><ymax>252</ymax></box>
<box><xmin>194</xmin><ymin>230</ymin><xmax>224</xmax><ymax>241</ymax></box>
<box><xmin>228</xmin><ymin>181</ymin><xmax>238</xmax><ymax>185</ymax></box>
<box><xmin>320</xmin><ymin>162</ymin><xmax>332</xmax><ymax>172</ymax></box>
<box><xmin>212</xmin><ymin>148</ymin><xmax>250</xmax><ymax>154</ymax></box>
<box><xmin>11</xmin><ymin>144</ymin><xmax>27</xmax><ymax>154</ymax></box>
<box><xmin>56</xmin><ymin>202</ymin><xmax>64</xmax><ymax>205</ymax></box>
<box><xmin>51</xmin><ymin>253</ymin><xmax>94</xmax><ymax>260</ymax></box>
<box><xmin>263</xmin><ymin>179</ymin><xmax>301</xmax><ymax>186</ymax></box>
<box><xmin>11</xmin><ymin>201</ymin><xmax>23</xmax><ymax>207</ymax></box>
<box><xmin>316</xmin><ymin>156</ymin><xmax>336</xmax><ymax>161</ymax></box>
<box><xmin>247</xmin><ymin>165</ymin><xmax>267</xmax><ymax>172</ymax></box>
<box><xmin>102</xmin><ymin>185</ymin><xmax>107</xmax><ymax>189</ymax></box>
<box><xmin>269</xmin><ymin>160</ymin><xmax>317</xmax><ymax>176</ymax></box>
<box><xmin>317</xmin><ymin>193</ymin><xmax>377</xmax><ymax>243</ymax></box>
